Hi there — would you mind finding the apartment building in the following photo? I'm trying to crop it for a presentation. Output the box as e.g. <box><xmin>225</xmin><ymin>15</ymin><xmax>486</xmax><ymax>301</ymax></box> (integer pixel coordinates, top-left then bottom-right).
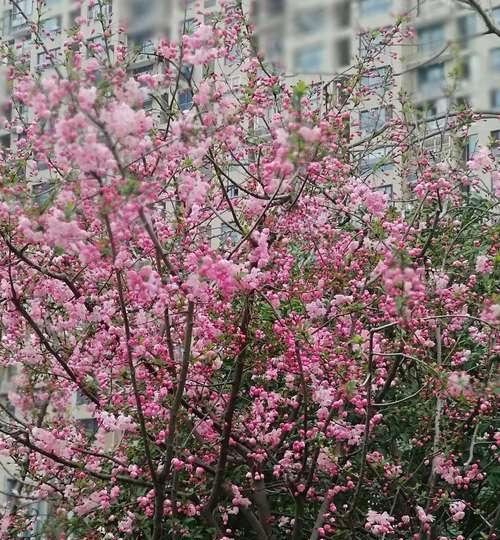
<box><xmin>2</xmin><ymin>0</ymin><xmax>498</xmax><ymax>192</ymax></box>
<box><xmin>253</xmin><ymin>0</ymin><xmax>500</xmax><ymax>196</ymax></box>
<box><xmin>0</xmin><ymin>0</ymin><xmax>498</xmax><ymax>535</ymax></box>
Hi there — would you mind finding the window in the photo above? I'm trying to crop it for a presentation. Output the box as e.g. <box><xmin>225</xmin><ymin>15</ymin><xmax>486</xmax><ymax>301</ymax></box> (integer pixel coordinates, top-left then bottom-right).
<box><xmin>36</xmin><ymin>48</ymin><xmax>61</xmax><ymax>70</ymax></box>
<box><xmin>76</xmin><ymin>389</ymin><xmax>91</xmax><ymax>406</ymax></box>
<box><xmin>225</xmin><ymin>43</ymin><xmax>243</xmax><ymax>66</ymax></box>
<box><xmin>308</xmin><ymin>84</ymin><xmax>323</xmax><ymax>112</ymax></box>
<box><xmin>32</xmin><ymin>182</ymin><xmax>53</xmax><ymax>205</ymax></box>
<box><xmin>178</xmin><ymin>88</ymin><xmax>193</xmax><ymax>111</ymax></box>
<box><xmin>267</xmin><ymin>0</ymin><xmax>284</xmax><ymax>15</ymax></box>
<box><xmin>359</xmin><ymin>0</ymin><xmax>391</xmax><ymax>16</ymax></box>
<box><xmin>88</xmin><ymin>2</ymin><xmax>112</xmax><ymax>21</ymax></box>
<box><xmin>220</xmin><ymin>222</ymin><xmax>241</xmax><ymax>244</ymax></box>
<box><xmin>374</xmin><ymin>184</ymin><xmax>393</xmax><ymax>199</ymax></box>
<box><xmin>129</xmin><ymin>0</ymin><xmax>151</xmax><ymax>20</ymax></box>
<box><xmin>491</xmin><ymin>130</ymin><xmax>500</xmax><ymax>160</ymax></box>
<box><xmin>180</xmin><ymin>64</ymin><xmax>194</xmax><ymax>82</ymax></box>
<box><xmin>361</xmin><ymin>66</ymin><xmax>391</xmax><ymax>96</ymax></box>
<box><xmin>417</xmin><ymin>100</ymin><xmax>437</xmax><ymax>119</ymax></box>
<box><xmin>5</xmin><ymin>478</ymin><xmax>17</xmax><ymax>501</ymax></box>
<box><xmin>143</xmin><ymin>97</ymin><xmax>153</xmax><ymax>112</ymax></box>
<box><xmin>359</xmin><ymin>30</ymin><xmax>387</xmax><ymax>57</ymax></box>
<box><xmin>1</xmin><ymin>103</ymin><xmax>11</xmax><ymax>122</ymax></box>
<box><xmin>490</xmin><ymin>48</ymin><xmax>500</xmax><ymax>72</ymax></box>
<box><xmin>336</xmin><ymin>37</ymin><xmax>351</xmax><ymax>66</ymax></box>
<box><xmin>359</xmin><ymin>148</ymin><xmax>393</xmax><ymax>174</ymax></box>
<box><xmin>69</xmin><ymin>9</ymin><xmax>81</xmax><ymax>27</ymax></box>
<box><xmin>132</xmin><ymin>63</ymin><xmax>154</xmax><ymax>77</ymax></box>
<box><xmin>491</xmin><ymin>89</ymin><xmax>500</xmax><ymax>109</ymax></box>
<box><xmin>417</xmin><ymin>62</ymin><xmax>444</xmax><ymax>89</ymax></box>
<box><xmin>180</xmin><ymin>18</ymin><xmax>197</xmax><ymax>36</ymax></box>
<box><xmin>456</xmin><ymin>95</ymin><xmax>470</xmax><ymax>110</ymax></box>
<box><xmin>457</xmin><ymin>56</ymin><xmax>471</xmax><ymax>80</ymax></box>
<box><xmin>41</xmin><ymin>16</ymin><xmax>61</xmax><ymax>34</ymax></box>
<box><xmin>417</xmin><ymin>23</ymin><xmax>445</xmax><ymax>53</ymax></box>
<box><xmin>294</xmin><ymin>44</ymin><xmax>325</xmax><ymax>73</ymax></box>
<box><xmin>226</xmin><ymin>180</ymin><xmax>238</xmax><ymax>198</ymax></box>
<box><xmin>294</xmin><ymin>8</ymin><xmax>325</xmax><ymax>34</ymax></box>
<box><xmin>359</xmin><ymin>107</ymin><xmax>391</xmax><ymax>135</ymax></box>
<box><xmin>0</xmin><ymin>134</ymin><xmax>11</xmax><ymax>149</ymax></box>
<box><xmin>141</xmin><ymin>39</ymin><xmax>155</xmax><ymax>55</ymax></box>
<box><xmin>417</xmin><ymin>97</ymin><xmax>448</xmax><ymax>129</ymax></box>
<box><xmin>493</xmin><ymin>7</ymin><xmax>500</xmax><ymax>26</ymax></box>
<box><xmin>335</xmin><ymin>1</ymin><xmax>351</xmax><ymax>28</ymax></box>
<box><xmin>262</xmin><ymin>32</ymin><xmax>284</xmax><ymax>66</ymax></box>
<box><xmin>462</xmin><ymin>133</ymin><xmax>479</xmax><ymax>162</ymax></box>
<box><xmin>129</xmin><ymin>32</ymin><xmax>155</xmax><ymax>56</ymax></box>
<box><xmin>77</xmin><ymin>418</ymin><xmax>98</xmax><ymax>437</ymax></box>
<box><xmin>229</xmin><ymin>76</ymin><xmax>241</xmax><ymax>96</ymax></box>
<box><xmin>0</xmin><ymin>393</ymin><xmax>14</xmax><ymax>417</ymax></box>
<box><xmin>457</xmin><ymin>14</ymin><xmax>476</xmax><ymax>45</ymax></box>
<box><xmin>406</xmin><ymin>167</ymin><xmax>418</xmax><ymax>184</ymax></box>
<box><xmin>11</xmin><ymin>0</ymin><xmax>32</xmax><ymax>29</ymax></box>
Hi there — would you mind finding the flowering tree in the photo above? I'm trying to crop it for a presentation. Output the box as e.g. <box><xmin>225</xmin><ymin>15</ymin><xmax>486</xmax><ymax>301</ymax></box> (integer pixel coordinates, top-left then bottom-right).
<box><xmin>0</xmin><ymin>1</ymin><xmax>498</xmax><ymax>539</ymax></box>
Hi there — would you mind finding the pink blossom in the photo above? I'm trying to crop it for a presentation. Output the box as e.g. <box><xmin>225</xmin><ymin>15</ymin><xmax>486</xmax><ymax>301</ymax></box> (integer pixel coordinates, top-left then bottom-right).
<box><xmin>416</xmin><ymin>505</ymin><xmax>435</xmax><ymax>525</ymax></box>
<box><xmin>298</xmin><ymin>126</ymin><xmax>321</xmax><ymax>143</ymax></box>
<box><xmin>306</xmin><ymin>299</ymin><xmax>327</xmax><ymax>319</ymax></box>
<box><xmin>249</xmin><ymin>229</ymin><xmax>270</xmax><ymax>268</ymax></box>
<box><xmin>194</xmin><ymin>81</ymin><xmax>211</xmax><ymax>107</ymax></box>
<box><xmin>467</xmin><ymin>147</ymin><xmax>493</xmax><ymax>171</ymax></box>
<box><xmin>78</xmin><ymin>87</ymin><xmax>96</xmax><ymax>112</ymax></box>
<box><xmin>362</xmin><ymin>189</ymin><xmax>387</xmax><ymax>217</ymax></box>
<box><xmin>99</xmin><ymin>411</ymin><xmax>136</xmax><ymax>432</ymax></box>
<box><xmin>446</xmin><ymin>371</ymin><xmax>473</xmax><ymax>399</ymax></box>
<box><xmin>102</xmin><ymin>102</ymin><xmax>152</xmax><ymax>139</ymax></box>
<box><xmin>365</xmin><ymin>510</ymin><xmax>395</xmax><ymax>536</ymax></box>
<box><xmin>178</xmin><ymin>173</ymin><xmax>209</xmax><ymax>209</ymax></box>
<box><xmin>74</xmin><ymin>491</ymin><xmax>101</xmax><ymax>517</ymax></box>
<box><xmin>475</xmin><ymin>255</ymin><xmax>492</xmax><ymax>275</ymax></box>
<box><xmin>450</xmin><ymin>500</ymin><xmax>466</xmax><ymax>522</ymax></box>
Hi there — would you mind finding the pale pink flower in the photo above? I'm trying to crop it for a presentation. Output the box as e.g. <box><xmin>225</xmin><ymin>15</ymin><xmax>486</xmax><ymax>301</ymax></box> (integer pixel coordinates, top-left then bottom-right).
<box><xmin>475</xmin><ymin>255</ymin><xmax>492</xmax><ymax>275</ymax></box>
<box><xmin>194</xmin><ymin>80</ymin><xmax>211</xmax><ymax>107</ymax></box>
<box><xmin>365</xmin><ymin>509</ymin><xmax>395</xmax><ymax>536</ymax></box>
<box><xmin>74</xmin><ymin>491</ymin><xmax>101</xmax><ymax>517</ymax></box>
<box><xmin>416</xmin><ymin>505</ymin><xmax>434</xmax><ymax>524</ymax></box>
<box><xmin>78</xmin><ymin>87</ymin><xmax>96</xmax><ymax>112</ymax></box>
<box><xmin>446</xmin><ymin>371</ymin><xmax>473</xmax><ymax>399</ymax></box>
<box><xmin>467</xmin><ymin>147</ymin><xmax>493</xmax><ymax>171</ymax></box>
<box><xmin>450</xmin><ymin>500</ymin><xmax>466</xmax><ymax>522</ymax></box>
<box><xmin>298</xmin><ymin>126</ymin><xmax>321</xmax><ymax>143</ymax></box>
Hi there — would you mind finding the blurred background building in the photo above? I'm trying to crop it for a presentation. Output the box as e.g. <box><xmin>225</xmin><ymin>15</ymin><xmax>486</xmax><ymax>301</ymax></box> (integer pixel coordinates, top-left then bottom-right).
<box><xmin>0</xmin><ymin>0</ymin><xmax>498</xmax><ymax>534</ymax></box>
<box><xmin>0</xmin><ymin>0</ymin><xmax>498</xmax><ymax>196</ymax></box>
<box><xmin>253</xmin><ymin>0</ymin><xmax>500</xmax><ymax>196</ymax></box>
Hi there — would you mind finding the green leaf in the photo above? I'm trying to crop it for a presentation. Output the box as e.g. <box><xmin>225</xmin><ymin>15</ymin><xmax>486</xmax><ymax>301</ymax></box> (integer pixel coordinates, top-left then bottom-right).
<box><xmin>119</xmin><ymin>177</ymin><xmax>140</xmax><ymax>196</ymax></box>
<box><xmin>63</xmin><ymin>201</ymin><xmax>75</xmax><ymax>220</ymax></box>
<box><xmin>293</xmin><ymin>80</ymin><xmax>308</xmax><ymax>100</ymax></box>
<box><xmin>345</xmin><ymin>380</ymin><xmax>357</xmax><ymax>397</ymax></box>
